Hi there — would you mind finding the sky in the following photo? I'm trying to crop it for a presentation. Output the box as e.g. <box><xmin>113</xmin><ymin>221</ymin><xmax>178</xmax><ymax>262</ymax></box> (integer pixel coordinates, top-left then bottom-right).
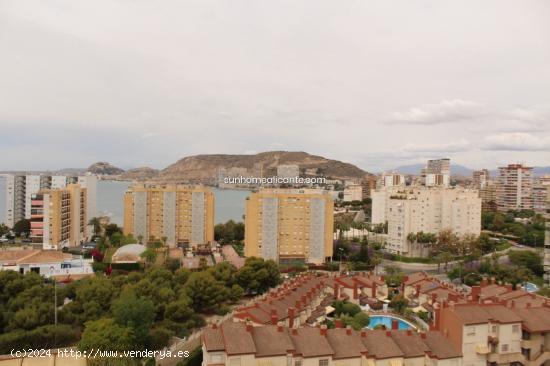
<box><xmin>0</xmin><ymin>0</ymin><xmax>549</xmax><ymax>173</ymax></box>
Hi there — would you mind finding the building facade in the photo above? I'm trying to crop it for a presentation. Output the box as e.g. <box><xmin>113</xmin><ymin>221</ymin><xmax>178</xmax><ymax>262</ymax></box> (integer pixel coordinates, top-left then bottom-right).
<box><xmin>377</xmin><ymin>187</ymin><xmax>481</xmax><ymax>256</ymax></box>
<box><xmin>123</xmin><ymin>184</ymin><xmax>215</xmax><ymax>247</ymax></box>
<box><xmin>244</xmin><ymin>189</ymin><xmax>333</xmax><ymax>264</ymax></box>
<box><xmin>4</xmin><ymin>174</ymin><xmax>97</xmax><ymax>228</ymax></box>
<box><xmin>29</xmin><ymin>184</ymin><xmax>87</xmax><ymax>250</ymax></box>
<box><xmin>472</xmin><ymin>170</ymin><xmax>489</xmax><ymax>189</ymax></box>
<box><xmin>496</xmin><ymin>164</ymin><xmax>533</xmax><ymax>212</ymax></box>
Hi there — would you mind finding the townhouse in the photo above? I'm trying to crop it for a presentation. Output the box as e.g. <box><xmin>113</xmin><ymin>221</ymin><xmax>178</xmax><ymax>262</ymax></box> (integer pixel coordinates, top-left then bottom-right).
<box><xmin>202</xmin><ymin>322</ymin><xmax>462</xmax><ymax>366</ymax></box>
<box><xmin>233</xmin><ymin>274</ymin><xmax>333</xmax><ymax>327</ymax></box>
<box><xmin>331</xmin><ymin>274</ymin><xmax>389</xmax><ymax>304</ymax></box>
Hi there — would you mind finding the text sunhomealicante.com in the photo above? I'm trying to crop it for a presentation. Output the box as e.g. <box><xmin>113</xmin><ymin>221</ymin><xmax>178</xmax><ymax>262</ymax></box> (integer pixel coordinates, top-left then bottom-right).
<box><xmin>222</xmin><ymin>176</ymin><xmax>326</xmax><ymax>185</ymax></box>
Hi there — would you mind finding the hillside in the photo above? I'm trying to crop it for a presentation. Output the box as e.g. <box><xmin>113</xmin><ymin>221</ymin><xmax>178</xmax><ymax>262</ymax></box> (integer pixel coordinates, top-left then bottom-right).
<box><xmin>120</xmin><ymin>167</ymin><xmax>159</xmax><ymax>181</ymax></box>
<box><xmin>87</xmin><ymin>162</ymin><xmax>125</xmax><ymax>176</ymax></box>
<box><xmin>159</xmin><ymin>151</ymin><xmax>369</xmax><ymax>183</ymax></box>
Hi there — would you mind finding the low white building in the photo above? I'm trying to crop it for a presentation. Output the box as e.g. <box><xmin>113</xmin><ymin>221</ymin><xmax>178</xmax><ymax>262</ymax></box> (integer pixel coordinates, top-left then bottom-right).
<box><xmin>0</xmin><ymin>249</ymin><xmax>93</xmax><ymax>277</ymax></box>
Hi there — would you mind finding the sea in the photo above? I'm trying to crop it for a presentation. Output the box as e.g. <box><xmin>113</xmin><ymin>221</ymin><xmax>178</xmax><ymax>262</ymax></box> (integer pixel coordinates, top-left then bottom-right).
<box><xmin>0</xmin><ymin>177</ymin><xmax>250</xmax><ymax>226</ymax></box>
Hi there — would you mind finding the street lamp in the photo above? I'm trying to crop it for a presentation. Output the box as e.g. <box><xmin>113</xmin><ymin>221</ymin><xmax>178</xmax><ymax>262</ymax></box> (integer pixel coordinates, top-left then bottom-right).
<box><xmin>49</xmin><ymin>266</ymin><xmax>57</xmax><ymax>348</ymax></box>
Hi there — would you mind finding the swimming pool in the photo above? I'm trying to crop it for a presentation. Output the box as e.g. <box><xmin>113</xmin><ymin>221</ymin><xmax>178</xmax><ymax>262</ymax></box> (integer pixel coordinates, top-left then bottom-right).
<box><xmin>367</xmin><ymin>315</ymin><xmax>415</xmax><ymax>330</ymax></box>
<box><xmin>524</xmin><ymin>282</ymin><xmax>539</xmax><ymax>293</ymax></box>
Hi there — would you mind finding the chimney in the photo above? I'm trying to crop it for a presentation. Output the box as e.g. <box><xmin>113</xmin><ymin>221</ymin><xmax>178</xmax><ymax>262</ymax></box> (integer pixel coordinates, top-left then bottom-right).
<box><xmin>392</xmin><ymin>319</ymin><xmax>399</xmax><ymax>330</ymax></box>
<box><xmin>334</xmin><ymin>283</ymin><xmax>340</xmax><ymax>299</ymax></box>
<box><xmin>431</xmin><ymin>293</ymin><xmax>437</xmax><ymax>303</ymax></box>
<box><xmin>277</xmin><ymin>322</ymin><xmax>284</xmax><ymax>332</ymax></box>
<box><xmin>271</xmin><ymin>309</ymin><xmax>278</xmax><ymax>325</ymax></box>
<box><xmin>295</xmin><ymin>300</ymin><xmax>301</xmax><ymax>310</ymax></box>
<box><xmin>527</xmin><ymin>303</ymin><xmax>532</xmax><ymax>308</ymax></box>
<box><xmin>372</xmin><ymin>282</ymin><xmax>377</xmax><ymax>298</ymax></box>
<box><xmin>491</xmin><ymin>277</ymin><xmax>496</xmax><ymax>285</ymax></box>
<box><xmin>481</xmin><ymin>277</ymin><xmax>488</xmax><ymax>287</ymax></box>
<box><xmin>511</xmin><ymin>300</ymin><xmax>516</xmax><ymax>308</ymax></box>
<box><xmin>292</xmin><ymin>328</ymin><xmax>298</xmax><ymax>335</ymax></box>
<box><xmin>432</xmin><ymin>302</ymin><xmax>441</xmax><ymax>331</ymax></box>
<box><xmin>505</xmin><ymin>283</ymin><xmax>513</xmax><ymax>292</ymax></box>
<box><xmin>361</xmin><ymin>330</ymin><xmax>367</xmax><ymax>338</ymax></box>
<box><xmin>416</xmin><ymin>284</ymin><xmax>421</xmax><ymax>296</ymax></box>
<box><xmin>346</xmin><ymin>325</ymin><xmax>352</xmax><ymax>335</ymax></box>
<box><xmin>353</xmin><ymin>281</ymin><xmax>359</xmax><ymax>299</ymax></box>
<box><xmin>320</xmin><ymin>324</ymin><xmax>328</xmax><ymax>336</ymax></box>
<box><xmin>471</xmin><ymin>286</ymin><xmax>481</xmax><ymax>303</ymax></box>
<box><xmin>420</xmin><ymin>332</ymin><xmax>427</xmax><ymax>339</ymax></box>
<box><xmin>246</xmin><ymin>321</ymin><xmax>253</xmax><ymax>333</ymax></box>
<box><xmin>406</xmin><ymin>330</ymin><xmax>412</xmax><ymax>336</ymax></box>
<box><xmin>335</xmin><ymin>319</ymin><xmax>343</xmax><ymax>328</ymax></box>
<box><xmin>211</xmin><ymin>322</ymin><xmax>218</xmax><ymax>329</ymax></box>
<box><xmin>386</xmin><ymin>330</ymin><xmax>392</xmax><ymax>337</ymax></box>
<box><xmin>288</xmin><ymin>307</ymin><xmax>295</xmax><ymax>328</ymax></box>
<box><xmin>448</xmin><ymin>293</ymin><xmax>458</xmax><ymax>302</ymax></box>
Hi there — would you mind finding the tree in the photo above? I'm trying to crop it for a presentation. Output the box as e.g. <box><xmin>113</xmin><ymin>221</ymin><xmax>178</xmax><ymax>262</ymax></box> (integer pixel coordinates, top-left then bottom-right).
<box><xmin>141</xmin><ymin>248</ymin><xmax>158</xmax><ymax>267</ymax></box>
<box><xmin>0</xmin><ymin>223</ymin><xmax>9</xmax><ymax>237</ymax></box>
<box><xmin>183</xmin><ymin>272</ymin><xmax>229</xmax><ymax>312</ymax></box>
<box><xmin>508</xmin><ymin>250</ymin><xmax>543</xmax><ymax>276</ymax></box>
<box><xmin>78</xmin><ymin>318</ymin><xmax>137</xmax><ymax>352</ymax></box>
<box><xmin>235</xmin><ymin>257</ymin><xmax>280</xmax><ymax>294</ymax></box>
<box><xmin>112</xmin><ymin>292</ymin><xmax>155</xmax><ymax>347</ymax></box>
<box><xmin>13</xmin><ymin>219</ymin><xmax>30</xmax><ymax>237</ymax></box>
<box><xmin>88</xmin><ymin>217</ymin><xmax>102</xmax><ymax>237</ymax></box>
<box><xmin>389</xmin><ymin>295</ymin><xmax>409</xmax><ymax>314</ymax></box>
<box><xmin>105</xmin><ymin>223</ymin><xmax>122</xmax><ymax>238</ymax></box>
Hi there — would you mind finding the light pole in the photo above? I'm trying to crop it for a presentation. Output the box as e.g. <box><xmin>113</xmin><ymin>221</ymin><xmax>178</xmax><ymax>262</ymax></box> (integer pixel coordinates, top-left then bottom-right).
<box><xmin>50</xmin><ymin>266</ymin><xmax>57</xmax><ymax>349</ymax></box>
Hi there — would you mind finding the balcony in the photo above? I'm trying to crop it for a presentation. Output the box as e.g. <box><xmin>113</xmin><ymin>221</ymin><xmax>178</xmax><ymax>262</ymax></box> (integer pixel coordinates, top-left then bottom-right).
<box><xmin>521</xmin><ymin>339</ymin><xmax>534</xmax><ymax>349</ymax></box>
<box><xmin>487</xmin><ymin>352</ymin><xmax>525</xmax><ymax>364</ymax></box>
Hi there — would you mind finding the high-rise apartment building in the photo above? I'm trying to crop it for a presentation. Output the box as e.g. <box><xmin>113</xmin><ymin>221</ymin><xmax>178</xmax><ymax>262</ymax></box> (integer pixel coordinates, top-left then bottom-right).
<box><xmin>533</xmin><ymin>184</ymin><xmax>550</xmax><ymax>213</ymax></box>
<box><xmin>479</xmin><ymin>180</ymin><xmax>497</xmax><ymax>212</ymax></box>
<box><xmin>30</xmin><ymin>184</ymin><xmax>87</xmax><ymax>250</ymax></box>
<box><xmin>372</xmin><ymin>186</ymin><xmax>481</xmax><ymax>256</ymax></box>
<box><xmin>472</xmin><ymin>169</ymin><xmax>489</xmax><ymax>189</ymax></box>
<box><xmin>422</xmin><ymin>158</ymin><xmax>450</xmax><ymax>187</ymax></box>
<box><xmin>123</xmin><ymin>184</ymin><xmax>214</xmax><ymax>247</ymax></box>
<box><xmin>496</xmin><ymin>164</ymin><xmax>533</xmax><ymax>212</ymax></box>
<box><xmin>244</xmin><ymin>189</ymin><xmax>333</xmax><ymax>264</ymax></box>
<box><xmin>361</xmin><ymin>175</ymin><xmax>377</xmax><ymax>199</ymax></box>
<box><xmin>4</xmin><ymin>174</ymin><xmax>97</xmax><ymax>228</ymax></box>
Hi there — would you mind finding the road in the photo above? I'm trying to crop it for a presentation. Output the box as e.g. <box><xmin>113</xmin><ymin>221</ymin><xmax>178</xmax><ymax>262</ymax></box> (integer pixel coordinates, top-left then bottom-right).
<box><xmin>379</xmin><ymin>245</ymin><xmax>541</xmax><ymax>273</ymax></box>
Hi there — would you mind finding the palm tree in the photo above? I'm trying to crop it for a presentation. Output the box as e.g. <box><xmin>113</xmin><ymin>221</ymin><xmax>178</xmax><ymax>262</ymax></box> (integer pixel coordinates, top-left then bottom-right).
<box><xmin>88</xmin><ymin>217</ymin><xmax>102</xmax><ymax>237</ymax></box>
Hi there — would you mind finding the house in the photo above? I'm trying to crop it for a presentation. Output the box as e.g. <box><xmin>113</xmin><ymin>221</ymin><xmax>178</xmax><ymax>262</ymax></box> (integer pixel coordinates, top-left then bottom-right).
<box><xmin>0</xmin><ymin>249</ymin><xmax>93</xmax><ymax>278</ymax></box>
<box><xmin>331</xmin><ymin>273</ymin><xmax>389</xmax><ymax>304</ymax></box>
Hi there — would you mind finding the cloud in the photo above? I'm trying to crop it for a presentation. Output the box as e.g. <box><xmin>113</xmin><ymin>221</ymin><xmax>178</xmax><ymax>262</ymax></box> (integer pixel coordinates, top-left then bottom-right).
<box><xmin>388</xmin><ymin>100</ymin><xmax>484</xmax><ymax>125</ymax></box>
<box><xmin>400</xmin><ymin>139</ymin><xmax>471</xmax><ymax>153</ymax></box>
<box><xmin>482</xmin><ymin>133</ymin><xmax>550</xmax><ymax>151</ymax></box>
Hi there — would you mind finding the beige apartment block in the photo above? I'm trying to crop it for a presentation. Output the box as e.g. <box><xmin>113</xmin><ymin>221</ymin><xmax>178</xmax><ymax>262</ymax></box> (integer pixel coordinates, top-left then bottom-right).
<box><xmin>123</xmin><ymin>184</ymin><xmax>214</xmax><ymax>247</ymax></box>
<box><xmin>496</xmin><ymin>164</ymin><xmax>534</xmax><ymax>212</ymax></box>
<box><xmin>30</xmin><ymin>184</ymin><xmax>87</xmax><ymax>250</ymax></box>
<box><xmin>244</xmin><ymin>189</ymin><xmax>333</xmax><ymax>264</ymax></box>
<box><xmin>372</xmin><ymin>187</ymin><xmax>481</xmax><ymax>256</ymax></box>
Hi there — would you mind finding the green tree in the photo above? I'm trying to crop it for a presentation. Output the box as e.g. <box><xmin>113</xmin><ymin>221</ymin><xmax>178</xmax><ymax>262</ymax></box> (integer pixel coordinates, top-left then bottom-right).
<box><xmin>508</xmin><ymin>250</ymin><xmax>543</xmax><ymax>276</ymax></box>
<box><xmin>105</xmin><ymin>223</ymin><xmax>122</xmax><ymax>238</ymax></box>
<box><xmin>141</xmin><ymin>248</ymin><xmax>158</xmax><ymax>267</ymax></box>
<box><xmin>183</xmin><ymin>272</ymin><xmax>229</xmax><ymax>312</ymax></box>
<box><xmin>235</xmin><ymin>257</ymin><xmax>280</xmax><ymax>294</ymax></box>
<box><xmin>112</xmin><ymin>292</ymin><xmax>155</xmax><ymax>347</ymax></box>
<box><xmin>389</xmin><ymin>294</ymin><xmax>409</xmax><ymax>314</ymax></box>
<box><xmin>79</xmin><ymin>318</ymin><xmax>137</xmax><ymax>352</ymax></box>
<box><xmin>13</xmin><ymin>219</ymin><xmax>30</xmax><ymax>237</ymax></box>
<box><xmin>88</xmin><ymin>217</ymin><xmax>102</xmax><ymax>237</ymax></box>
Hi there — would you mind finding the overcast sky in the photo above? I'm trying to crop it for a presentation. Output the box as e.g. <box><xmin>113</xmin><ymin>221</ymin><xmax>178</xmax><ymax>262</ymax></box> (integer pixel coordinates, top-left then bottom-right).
<box><xmin>1</xmin><ymin>0</ymin><xmax>549</xmax><ymax>172</ymax></box>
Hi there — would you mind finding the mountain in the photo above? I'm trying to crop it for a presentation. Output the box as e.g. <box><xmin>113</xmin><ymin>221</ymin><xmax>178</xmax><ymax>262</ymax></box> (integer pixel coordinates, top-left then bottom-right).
<box><xmin>120</xmin><ymin>167</ymin><xmax>159</xmax><ymax>181</ymax></box>
<box><xmin>159</xmin><ymin>151</ymin><xmax>369</xmax><ymax>183</ymax></box>
<box><xmin>391</xmin><ymin>164</ymin><xmax>473</xmax><ymax>177</ymax></box>
<box><xmin>87</xmin><ymin>162</ymin><xmax>125</xmax><ymax>176</ymax></box>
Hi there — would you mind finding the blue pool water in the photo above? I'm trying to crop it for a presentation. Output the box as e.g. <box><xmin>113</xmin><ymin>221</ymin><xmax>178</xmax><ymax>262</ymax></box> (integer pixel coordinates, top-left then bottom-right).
<box><xmin>524</xmin><ymin>282</ymin><xmax>539</xmax><ymax>293</ymax></box>
<box><xmin>367</xmin><ymin>315</ymin><xmax>413</xmax><ymax>330</ymax></box>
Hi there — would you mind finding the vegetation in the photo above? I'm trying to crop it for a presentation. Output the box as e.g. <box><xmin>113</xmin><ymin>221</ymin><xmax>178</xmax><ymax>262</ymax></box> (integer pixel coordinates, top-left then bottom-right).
<box><xmin>214</xmin><ymin>220</ymin><xmax>245</xmax><ymax>243</ymax></box>
<box><xmin>482</xmin><ymin>211</ymin><xmax>546</xmax><ymax>247</ymax></box>
<box><xmin>0</xmin><ymin>257</ymin><xmax>279</xmax><ymax>354</ymax></box>
<box><xmin>447</xmin><ymin>250</ymin><xmax>542</xmax><ymax>287</ymax></box>
<box><xmin>331</xmin><ymin>300</ymin><xmax>370</xmax><ymax>330</ymax></box>
<box><xmin>13</xmin><ymin>219</ymin><xmax>30</xmax><ymax>237</ymax></box>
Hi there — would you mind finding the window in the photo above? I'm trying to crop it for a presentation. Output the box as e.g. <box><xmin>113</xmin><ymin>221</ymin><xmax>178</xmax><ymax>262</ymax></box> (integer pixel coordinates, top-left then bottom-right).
<box><xmin>501</xmin><ymin>344</ymin><xmax>509</xmax><ymax>352</ymax></box>
<box><xmin>512</xmin><ymin>325</ymin><xmax>520</xmax><ymax>333</ymax></box>
<box><xmin>319</xmin><ymin>360</ymin><xmax>329</xmax><ymax>366</ymax></box>
<box><xmin>467</xmin><ymin>327</ymin><xmax>476</xmax><ymax>336</ymax></box>
<box><xmin>491</xmin><ymin>325</ymin><xmax>497</xmax><ymax>333</ymax></box>
<box><xmin>295</xmin><ymin>361</ymin><xmax>302</xmax><ymax>366</ymax></box>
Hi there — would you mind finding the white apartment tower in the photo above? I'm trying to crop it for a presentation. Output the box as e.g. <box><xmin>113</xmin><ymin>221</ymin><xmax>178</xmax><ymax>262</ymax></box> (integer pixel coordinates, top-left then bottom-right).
<box><xmin>373</xmin><ymin>186</ymin><xmax>481</xmax><ymax>256</ymax></box>
<box><xmin>4</xmin><ymin>174</ymin><xmax>98</xmax><ymax>228</ymax></box>
<box><xmin>496</xmin><ymin>164</ymin><xmax>533</xmax><ymax>212</ymax></box>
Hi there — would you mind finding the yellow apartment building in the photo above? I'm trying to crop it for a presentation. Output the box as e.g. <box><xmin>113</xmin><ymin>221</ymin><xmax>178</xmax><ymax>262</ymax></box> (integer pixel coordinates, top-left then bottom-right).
<box><xmin>123</xmin><ymin>184</ymin><xmax>214</xmax><ymax>247</ymax></box>
<box><xmin>30</xmin><ymin>184</ymin><xmax>87</xmax><ymax>250</ymax></box>
<box><xmin>244</xmin><ymin>189</ymin><xmax>333</xmax><ymax>264</ymax></box>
